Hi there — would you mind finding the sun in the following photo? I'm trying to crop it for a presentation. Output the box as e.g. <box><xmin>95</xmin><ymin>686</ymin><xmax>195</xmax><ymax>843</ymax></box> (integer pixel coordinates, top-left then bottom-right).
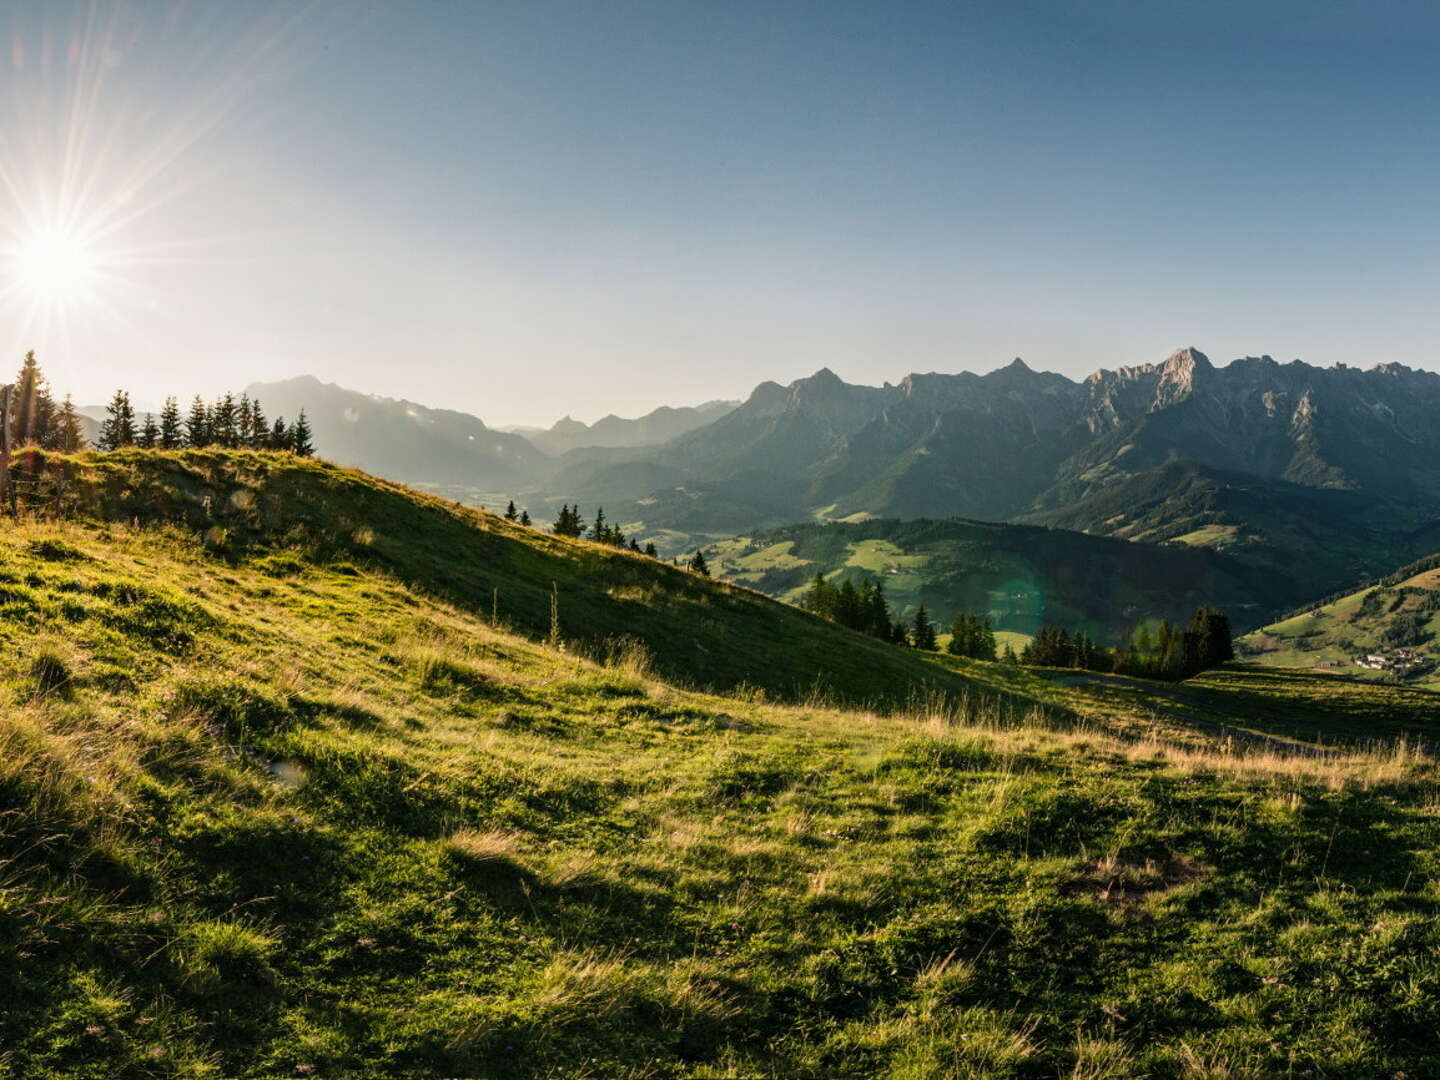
<box><xmin>11</xmin><ymin>228</ymin><xmax>99</xmax><ymax>302</ymax></box>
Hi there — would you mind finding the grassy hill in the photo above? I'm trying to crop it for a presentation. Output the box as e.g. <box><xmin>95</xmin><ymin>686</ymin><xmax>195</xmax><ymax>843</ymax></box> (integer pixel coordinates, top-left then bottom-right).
<box><xmin>14</xmin><ymin>449</ymin><xmax>981</xmax><ymax>707</ymax></box>
<box><xmin>705</xmin><ymin>517</ymin><xmax>1292</xmax><ymax>643</ymax></box>
<box><xmin>1240</xmin><ymin>554</ymin><xmax>1440</xmax><ymax>689</ymax></box>
<box><xmin>4</xmin><ymin>451</ymin><xmax>1440</xmax><ymax>1078</ymax></box>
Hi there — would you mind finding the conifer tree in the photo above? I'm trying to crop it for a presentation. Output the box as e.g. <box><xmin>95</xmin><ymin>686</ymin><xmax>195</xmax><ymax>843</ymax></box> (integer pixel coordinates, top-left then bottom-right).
<box><xmin>211</xmin><ymin>393</ymin><xmax>239</xmax><ymax>448</ymax></box>
<box><xmin>505</xmin><ymin>500</ymin><xmax>518</xmax><ymax>521</ymax></box>
<box><xmin>186</xmin><ymin>396</ymin><xmax>210</xmax><ymax>447</ymax></box>
<box><xmin>12</xmin><ymin>351</ymin><xmax>55</xmax><ymax>448</ymax></box>
<box><xmin>629</xmin><ymin>538</ymin><xmax>641</xmax><ymax>552</ymax></box>
<box><xmin>159</xmin><ymin>397</ymin><xmax>183</xmax><ymax>449</ymax></box>
<box><xmin>54</xmin><ymin>395</ymin><xmax>86</xmax><ymax>452</ymax></box>
<box><xmin>644</xmin><ymin>542</ymin><xmax>657</xmax><ymax>557</ymax></box>
<box><xmin>290</xmin><ymin>410</ymin><xmax>315</xmax><ymax>456</ymax></box>
<box><xmin>237</xmin><ymin>395</ymin><xmax>254</xmax><ymax>445</ymax></box>
<box><xmin>520</xmin><ymin>509</ymin><xmax>532</xmax><ymax>527</ymax></box>
<box><xmin>248</xmin><ymin>398</ymin><xmax>268</xmax><ymax>446</ymax></box>
<box><xmin>911</xmin><ymin>604</ymin><xmax>938</xmax><ymax>650</ymax></box>
<box><xmin>589</xmin><ymin>507</ymin><xmax>607</xmax><ymax>542</ymax></box>
<box><xmin>271</xmin><ymin>417</ymin><xmax>289</xmax><ymax>448</ymax></box>
<box><xmin>98</xmin><ymin>390</ymin><xmax>137</xmax><ymax>450</ymax></box>
<box><xmin>688</xmin><ymin>549</ymin><xmax>710</xmax><ymax>576</ymax></box>
<box><xmin>138</xmin><ymin>413</ymin><xmax>159</xmax><ymax>449</ymax></box>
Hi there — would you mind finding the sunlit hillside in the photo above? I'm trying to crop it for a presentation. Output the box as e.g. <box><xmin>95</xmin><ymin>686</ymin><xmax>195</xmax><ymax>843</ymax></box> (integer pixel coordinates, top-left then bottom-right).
<box><xmin>2</xmin><ymin>451</ymin><xmax>1439</xmax><ymax>1078</ymax></box>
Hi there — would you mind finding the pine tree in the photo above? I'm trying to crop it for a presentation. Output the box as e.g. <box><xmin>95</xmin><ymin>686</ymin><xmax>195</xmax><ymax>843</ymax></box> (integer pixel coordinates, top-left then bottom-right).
<box><xmin>290</xmin><ymin>410</ymin><xmax>315</xmax><ymax>456</ymax></box>
<box><xmin>138</xmin><ymin>413</ymin><xmax>159</xmax><ymax>449</ymax></box>
<box><xmin>211</xmin><ymin>393</ymin><xmax>238</xmax><ymax>448</ymax></box>
<box><xmin>54</xmin><ymin>395</ymin><xmax>86</xmax><ymax>452</ymax></box>
<box><xmin>629</xmin><ymin>538</ymin><xmax>641</xmax><ymax>552</ymax></box>
<box><xmin>863</xmin><ymin>581</ymin><xmax>892</xmax><ymax>640</ymax></box>
<box><xmin>1001</xmin><ymin>643</ymin><xmax>1019</xmax><ymax>665</ymax></box>
<box><xmin>504</xmin><ymin>500</ymin><xmax>518</xmax><ymax>521</ymax></box>
<box><xmin>98</xmin><ymin>390</ymin><xmax>136</xmax><ymax>450</ymax></box>
<box><xmin>589</xmin><ymin>507</ymin><xmax>607</xmax><ymax>542</ymax></box>
<box><xmin>643</xmin><ymin>542</ymin><xmax>657</xmax><ymax>557</ymax></box>
<box><xmin>12</xmin><ymin>351</ymin><xmax>55</xmax><ymax>448</ymax></box>
<box><xmin>911</xmin><ymin>604</ymin><xmax>938</xmax><ymax>650</ymax></box>
<box><xmin>804</xmin><ymin>573</ymin><xmax>837</xmax><ymax>620</ymax></box>
<box><xmin>271</xmin><ymin>417</ymin><xmax>289</xmax><ymax>449</ymax></box>
<box><xmin>248</xmin><ymin>398</ymin><xmax>268</xmax><ymax>447</ymax></box>
<box><xmin>237</xmin><ymin>395</ymin><xmax>254</xmax><ymax>446</ymax></box>
<box><xmin>185</xmin><ymin>396</ymin><xmax>210</xmax><ymax>447</ymax></box>
<box><xmin>688</xmin><ymin>549</ymin><xmax>710</xmax><ymax>576</ymax></box>
<box><xmin>159</xmin><ymin>397</ymin><xmax>183</xmax><ymax>449</ymax></box>
<box><xmin>520</xmin><ymin>509</ymin><xmax>532</xmax><ymax>527</ymax></box>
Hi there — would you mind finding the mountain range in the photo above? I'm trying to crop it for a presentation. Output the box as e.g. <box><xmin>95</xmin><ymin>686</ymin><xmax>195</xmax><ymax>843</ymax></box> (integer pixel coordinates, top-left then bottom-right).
<box><xmin>243</xmin><ymin>350</ymin><xmax>1440</xmax><ymax>615</ymax></box>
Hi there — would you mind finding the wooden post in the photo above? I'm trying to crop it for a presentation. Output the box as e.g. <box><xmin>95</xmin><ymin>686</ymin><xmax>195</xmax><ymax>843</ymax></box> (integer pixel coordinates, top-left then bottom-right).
<box><xmin>0</xmin><ymin>384</ymin><xmax>11</xmax><ymax>516</ymax></box>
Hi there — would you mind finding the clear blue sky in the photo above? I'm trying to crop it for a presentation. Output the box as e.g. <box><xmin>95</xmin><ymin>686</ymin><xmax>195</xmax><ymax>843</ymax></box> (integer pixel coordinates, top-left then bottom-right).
<box><xmin>3</xmin><ymin>0</ymin><xmax>1440</xmax><ymax>425</ymax></box>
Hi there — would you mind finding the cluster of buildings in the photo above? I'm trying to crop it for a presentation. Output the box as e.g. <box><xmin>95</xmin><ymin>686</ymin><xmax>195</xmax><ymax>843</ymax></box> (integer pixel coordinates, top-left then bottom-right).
<box><xmin>1353</xmin><ymin>648</ymin><xmax>1426</xmax><ymax>671</ymax></box>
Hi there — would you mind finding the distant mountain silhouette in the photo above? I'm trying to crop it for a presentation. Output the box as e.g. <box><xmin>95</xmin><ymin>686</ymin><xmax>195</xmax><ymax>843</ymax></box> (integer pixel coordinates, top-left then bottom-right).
<box><xmin>502</xmin><ymin>399</ymin><xmax>737</xmax><ymax>456</ymax></box>
<box><xmin>245</xmin><ymin>376</ymin><xmax>548</xmax><ymax>491</ymax></box>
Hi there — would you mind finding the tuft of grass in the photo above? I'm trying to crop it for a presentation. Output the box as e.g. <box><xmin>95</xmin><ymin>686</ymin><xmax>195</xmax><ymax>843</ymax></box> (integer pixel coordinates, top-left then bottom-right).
<box><xmin>29</xmin><ymin>648</ymin><xmax>75</xmax><ymax>700</ymax></box>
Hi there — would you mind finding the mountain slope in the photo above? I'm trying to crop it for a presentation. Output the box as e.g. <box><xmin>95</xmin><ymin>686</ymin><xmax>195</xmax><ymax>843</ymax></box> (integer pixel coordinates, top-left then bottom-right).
<box><xmin>706</xmin><ymin>516</ymin><xmax>1292</xmax><ymax>642</ymax></box>
<box><xmin>20</xmin><ymin>448</ymin><xmax>979</xmax><ymax>706</ymax></box>
<box><xmin>246</xmin><ymin>376</ymin><xmax>549</xmax><ymax>494</ymax></box>
<box><xmin>3</xmin><ymin>454</ymin><xmax>1439</xmax><ymax>1078</ymax></box>
<box><xmin>1241</xmin><ymin>553</ymin><xmax>1440</xmax><ymax>688</ymax></box>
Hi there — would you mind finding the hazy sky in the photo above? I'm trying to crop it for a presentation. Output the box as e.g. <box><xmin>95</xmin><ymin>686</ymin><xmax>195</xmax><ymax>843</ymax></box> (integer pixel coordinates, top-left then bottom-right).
<box><xmin>3</xmin><ymin>1</ymin><xmax>1440</xmax><ymax>426</ymax></box>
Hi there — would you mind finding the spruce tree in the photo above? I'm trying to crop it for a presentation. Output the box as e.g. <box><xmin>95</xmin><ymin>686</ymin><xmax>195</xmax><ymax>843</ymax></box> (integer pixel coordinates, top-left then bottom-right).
<box><xmin>520</xmin><ymin>509</ymin><xmax>532</xmax><ymax>527</ymax></box>
<box><xmin>688</xmin><ymin>549</ymin><xmax>710</xmax><ymax>576</ymax></box>
<box><xmin>211</xmin><ymin>394</ymin><xmax>238</xmax><ymax>448</ymax></box>
<box><xmin>505</xmin><ymin>500</ymin><xmax>519</xmax><ymax>521</ymax></box>
<box><xmin>271</xmin><ymin>417</ymin><xmax>289</xmax><ymax>448</ymax></box>
<box><xmin>249</xmin><ymin>399</ymin><xmax>268</xmax><ymax>446</ymax></box>
<box><xmin>589</xmin><ymin>507</ymin><xmax>607</xmax><ymax>542</ymax></box>
<box><xmin>12</xmin><ymin>351</ymin><xmax>55</xmax><ymax>447</ymax></box>
<box><xmin>290</xmin><ymin>410</ymin><xmax>315</xmax><ymax>456</ymax></box>
<box><xmin>54</xmin><ymin>395</ymin><xmax>86</xmax><ymax>452</ymax></box>
<box><xmin>159</xmin><ymin>397</ymin><xmax>183</xmax><ymax>449</ymax></box>
<box><xmin>643</xmin><ymin>541</ymin><xmax>657</xmax><ymax>557</ymax></box>
<box><xmin>237</xmin><ymin>395</ymin><xmax>254</xmax><ymax>445</ymax></box>
<box><xmin>98</xmin><ymin>391</ymin><xmax>136</xmax><ymax>450</ymax></box>
<box><xmin>185</xmin><ymin>396</ymin><xmax>210</xmax><ymax>447</ymax></box>
<box><xmin>138</xmin><ymin>413</ymin><xmax>159</xmax><ymax>449</ymax></box>
<box><xmin>911</xmin><ymin>604</ymin><xmax>938</xmax><ymax>650</ymax></box>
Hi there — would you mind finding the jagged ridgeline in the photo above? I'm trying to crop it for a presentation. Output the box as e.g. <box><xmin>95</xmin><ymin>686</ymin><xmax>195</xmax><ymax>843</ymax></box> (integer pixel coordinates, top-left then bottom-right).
<box><xmin>4</xmin><ymin>448</ymin><xmax>985</xmax><ymax>705</ymax></box>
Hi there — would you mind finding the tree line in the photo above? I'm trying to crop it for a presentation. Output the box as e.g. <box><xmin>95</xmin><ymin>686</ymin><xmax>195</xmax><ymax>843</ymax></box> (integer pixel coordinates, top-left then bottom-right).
<box><xmin>1020</xmin><ymin>608</ymin><xmax>1234</xmax><ymax>680</ymax></box>
<box><xmin>4</xmin><ymin>352</ymin><xmax>89</xmax><ymax>451</ymax></box>
<box><xmin>1</xmin><ymin>351</ymin><xmax>315</xmax><ymax>456</ymax></box>
<box><xmin>797</xmin><ymin>570</ymin><xmax>1233</xmax><ymax>679</ymax></box>
<box><xmin>98</xmin><ymin>390</ymin><xmax>313</xmax><ymax>454</ymax></box>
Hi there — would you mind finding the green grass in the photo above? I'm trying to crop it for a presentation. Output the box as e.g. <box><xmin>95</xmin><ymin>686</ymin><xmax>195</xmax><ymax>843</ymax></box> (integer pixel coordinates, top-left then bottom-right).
<box><xmin>4</xmin><ymin>452</ymin><xmax>1440</xmax><ymax>1078</ymax></box>
<box><xmin>1242</xmin><ymin>559</ymin><xmax>1440</xmax><ymax>689</ymax></box>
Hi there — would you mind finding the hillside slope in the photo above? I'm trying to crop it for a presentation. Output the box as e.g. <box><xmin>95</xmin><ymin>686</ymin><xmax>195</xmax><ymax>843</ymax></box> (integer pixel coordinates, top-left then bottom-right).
<box><xmin>13</xmin><ymin>449</ymin><xmax>979</xmax><ymax>707</ymax></box>
<box><xmin>1241</xmin><ymin>554</ymin><xmax>1440</xmax><ymax>689</ymax></box>
<box><xmin>3</xmin><ymin>462</ymin><xmax>1439</xmax><ymax>1077</ymax></box>
<box><xmin>705</xmin><ymin>517</ymin><xmax>1291</xmax><ymax>642</ymax></box>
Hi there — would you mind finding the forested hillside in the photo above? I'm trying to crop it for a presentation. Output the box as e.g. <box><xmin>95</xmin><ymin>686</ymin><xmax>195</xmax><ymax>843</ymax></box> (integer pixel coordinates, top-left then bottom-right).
<box><xmin>706</xmin><ymin>516</ymin><xmax>1293</xmax><ymax>643</ymax></box>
